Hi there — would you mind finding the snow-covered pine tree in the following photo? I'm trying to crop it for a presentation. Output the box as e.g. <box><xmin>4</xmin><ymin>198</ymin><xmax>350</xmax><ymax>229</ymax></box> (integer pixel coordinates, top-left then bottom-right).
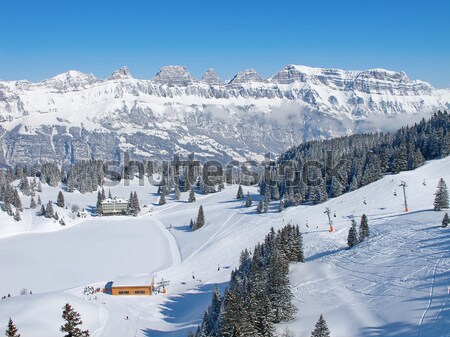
<box><xmin>310</xmin><ymin>314</ymin><xmax>330</xmax><ymax>337</ymax></box>
<box><xmin>133</xmin><ymin>191</ymin><xmax>140</xmax><ymax>212</ymax></box>
<box><xmin>2</xmin><ymin>201</ymin><xmax>12</xmax><ymax>216</ymax></box>
<box><xmin>267</xmin><ymin>248</ymin><xmax>296</xmax><ymax>322</ymax></box>
<box><xmin>45</xmin><ymin>201</ymin><xmax>54</xmax><ymax>218</ymax></box>
<box><xmin>5</xmin><ymin>318</ymin><xmax>21</xmax><ymax>337</ymax></box>
<box><xmin>101</xmin><ymin>187</ymin><xmax>106</xmax><ymax>200</ymax></box>
<box><xmin>14</xmin><ymin>209</ymin><xmax>21</xmax><ymax>221</ymax></box>
<box><xmin>347</xmin><ymin>219</ymin><xmax>358</xmax><ymax>248</ymax></box>
<box><xmin>19</xmin><ymin>176</ymin><xmax>30</xmax><ymax>196</ymax></box>
<box><xmin>442</xmin><ymin>213</ymin><xmax>449</xmax><ymax>228</ymax></box>
<box><xmin>256</xmin><ymin>200</ymin><xmax>264</xmax><ymax>214</ymax></box>
<box><xmin>200</xmin><ymin>287</ymin><xmax>222</xmax><ymax>337</ymax></box>
<box><xmin>13</xmin><ymin>189</ymin><xmax>22</xmax><ymax>212</ymax></box>
<box><xmin>159</xmin><ymin>192</ymin><xmax>166</xmax><ymax>205</ymax></box>
<box><xmin>236</xmin><ymin>185</ymin><xmax>244</xmax><ymax>199</ymax></box>
<box><xmin>57</xmin><ymin>191</ymin><xmax>65</xmax><ymax>208</ymax></box>
<box><xmin>175</xmin><ymin>184</ymin><xmax>181</xmax><ymax>200</ymax></box>
<box><xmin>188</xmin><ymin>188</ymin><xmax>196</xmax><ymax>202</ymax></box>
<box><xmin>39</xmin><ymin>204</ymin><xmax>46</xmax><ymax>216</ymax></box>
<box><xmin>60</xmin><ymin>303</ymin><xmax>90</xmax><ymax>337</ymax></box>
<box><xmin>96</xmin><ymin>191</ymin><xmax>103</xmax><ymax>215</ymax></box>
<box><xmin>278</xmin><ymin>199</ymin><xmax>284</xmax><ymax>212</ymax></box>
<box><xmin>30</xmin><ymin>196</ymin><xmax>36</xmax><ymax>209</ymax></box>
<box><xmin>189</xmin><ymin>219</ymin><xmax>197</xmax><ymax>231</ymax></box>
<box><xmin>245</xmin><ymin>192</ymin><xmax>252</xmax><ymax>207</ymax></box>
<box><xmin>37</xmin><ymin>195</ymin><xmax>41</xmax><ymax>205</ymax></box>
<box><xmin>37</xmin><ymin>181</ymin><xmax>42</xmax><ymax>192</ymax></box>
<box><xmin>54</xmin><ymin>211</ymin><xmax>59</xmax><ymax>220</ymax></box>
<box><xmin>359</xmin><ymin>214</ymin><xmax>369</xmax><ymax>242</ymax></box>
<box><xmin>128</xmin><ymin>191</ymin><xmax>134</xmax><ymax>213</ymax></box>
<box><xmin>434</xmin><ymin>178</ymin><xmax>449</xmax><ymax>211</ymax></box>
<box><xmin>108</xmin><ymin>189</ymin><xmax>112</xmax><ymax>199</ymax></box>
<box><xmin>196</xmin><ymin>205</ymin><xmax>205</xmax><ymax>229</ymax></box>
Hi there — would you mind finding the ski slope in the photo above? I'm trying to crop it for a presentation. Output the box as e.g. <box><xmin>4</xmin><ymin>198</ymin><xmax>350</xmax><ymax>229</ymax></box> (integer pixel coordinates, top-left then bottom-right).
<box><xmin>0</xmin><ymin>157</ymin><xmax>449</xmax><ymax>337</ymax></box>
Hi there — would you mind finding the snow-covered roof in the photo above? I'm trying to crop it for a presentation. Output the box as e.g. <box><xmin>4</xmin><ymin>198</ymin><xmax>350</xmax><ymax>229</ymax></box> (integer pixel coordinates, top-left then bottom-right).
<box><xmin>101</xmin><ymin>197</ymin><xmax>128</xmax><ymax>204</ymax></box>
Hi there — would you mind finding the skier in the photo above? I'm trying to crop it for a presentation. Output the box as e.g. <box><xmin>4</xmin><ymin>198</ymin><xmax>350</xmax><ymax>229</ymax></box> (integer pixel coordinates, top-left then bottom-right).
<box><xmin>192</xmin><ymin>272</ymin><xmax>195</xmax><ymax>280</ymax></box>
<box><xmin>363</xmin><ymin>198</ymin><xmax>367</xmax><ymax>205</ymax></box>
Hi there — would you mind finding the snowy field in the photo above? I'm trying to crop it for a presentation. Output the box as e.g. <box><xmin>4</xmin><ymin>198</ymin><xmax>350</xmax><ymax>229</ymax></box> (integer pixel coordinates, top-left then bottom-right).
<box><xmin>0</xmin><ymin>157</ymin><xmax>449</xmax><ymax>337</ymax></box>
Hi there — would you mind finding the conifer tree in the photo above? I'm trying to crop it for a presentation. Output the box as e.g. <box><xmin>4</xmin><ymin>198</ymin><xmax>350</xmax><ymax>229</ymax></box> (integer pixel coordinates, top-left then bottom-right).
<box><xmin>174</xmin><ymin>185</ymin><xmax>181</xmax><ymax>200</ymax></box>
<box><xmin>359</xmin><ymin>214</ymin><xmax>369</xmax><ymax>242</ymax></box>
<box><xmin>196</xmin><ymin>205</ymin><xmax>205</xmax><ymax>229</ymax></box>
<box><xmin>5</xmin><ymin>318</ymin><xmax>21</xmax><ymax>337</ymax></box>
<box><xmin>278</xmin><ymin>199</ymin><xmax>284</xmax><ymax>212</ymax></box>
<box><xmin>37</xmin><ymin>195</ymin><xmax>42</xmax><ymax>205</ymax></box>
<box><xmin>442</xmin><ymin>213</ymin><xmax>449</xmax><ymax>228</ymax></box>
<box><xmin>434</xmin><ymin>178</ymin><xmax>449</xmax><ymax>211</ymax></box>
<box><xmin>236</xmin><ymin>185</ymin><xmax>244</xmax><ymax>199</ymax></box>
<box><xmin>2</xmin><ymin>201</ymin><xmax>12</xmax><ymax>216</ymax></box>
<box><xmin>14</xmin><ymin>209</ymin><xmax>21</xmax><ymax>221</ymax></box>
<box><xmin>60</xmin><ymin>303</ymin><xmax>90</xmax><ymax>337</ymax></box>
<box><xmin>57</xmin><ymin>191</ymin><xmax>65</xmax><ymax>208</ymax></box>
<box><xmin>159</xmin><ymin>192</ymin><xmax>166</xmax><ymax>205</ymax></box>
<box><xmin>200</xmin><ymin>287</ymin><xmax>222</xmax><ymax>337</ymax></box>
<box><xmin>40</xmin><ymin>204</ymin><xmax>46</xmax><ymax>216</ymax></box>
<box><xmin>45</xmin><ymin>201</ymin><xmax>54</xmax><ymax>218</ymax></box>
<box><xmin>96</xmin><ymin>191</ymin><xmax>102</xmax><ymax>215</ymax></box>
<box><xmin>37</xmin><ymin>181</ymin><xmax>42</xmax><ymax>192</ymax></box>
<box><xmin>108</xmin><ymin>189</ymin><xmax>112</xmax><ymax>199</ymax></box>
<box><xmin>30</xmin><ymin>196</ymin><xmax>36</xmax><ymax>209</ymax></box>
<box><xmin>245</xmin><ymin>192</ymin><xmax>252</xmax><ymax>207</ymax></box>
<box><xmin>311</xmin><ymin>314</ymin><xmax>330</xmax><ymax>337</ymax></box>
<box><xmin>189</xmin><ymin>219</ymin><xmax>196</xmax><ymax>231</ymax></box>
<box><xmin>13</xmin><ymin>189</ymin><xmax>22</xmax><ymax>212</ymax></box>
<box><xmin>347</xmin><ymin>219</ymin><xmax>358</xmax><ymax>248</ymax></box>
<box><xmin>101</xmin><ymin>187</ymin><xmax>105</xmax><ymax>200</ymax></box>
<box><xmin>133</xmin><ymin>191</ymin><xmax>140</xmax><ymax>212</ymax></box>
<box><xmin>188</xmin><ymin>189</ymin><xmax>196</xmax><ymax>202</ymax></box>
<box><xmin>256</xmin><ymin>200</ymin><xmax>264</xmax><ymax>214</ymax></box>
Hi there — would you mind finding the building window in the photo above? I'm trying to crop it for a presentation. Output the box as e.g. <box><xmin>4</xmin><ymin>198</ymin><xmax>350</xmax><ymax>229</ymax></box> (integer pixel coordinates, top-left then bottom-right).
<box><xmin>134</xmin><ymin>290</ymin><xmax>146</xmax><ymax>294</ymax></box>
<box><xmin>118</xmin><ymin>291</ymin><xmax>130</xmax><ymax>295</ymax></box>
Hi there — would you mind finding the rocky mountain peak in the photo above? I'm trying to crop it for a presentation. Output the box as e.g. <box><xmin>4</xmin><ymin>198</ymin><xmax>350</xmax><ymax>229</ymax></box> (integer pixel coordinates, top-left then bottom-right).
<box><xmin>108</xmin><ymin>66</ymin><xmax>133</xmax><ymax>80</ymax></box>
<box><xmin>228</xmin><ymin>69</ymin><xmax>264</xmax><ymax>85</ymax></box>
<box><xmin>41</xmin><ymin>70</ymin><xmax>98</xmax><ymax>91</ymax></box>
<box><xmin>202</xmin><ymin>68</ymin><xmax>222</xmax><ymax>85</ymax></box>
<box><xmin>153</xmin><ymin>65</ymin><xmax>194</xmax><ymax>86</ymax></box>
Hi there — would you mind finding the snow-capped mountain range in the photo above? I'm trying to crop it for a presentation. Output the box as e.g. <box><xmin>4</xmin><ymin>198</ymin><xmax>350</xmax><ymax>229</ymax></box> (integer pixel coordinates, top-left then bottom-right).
<box><xmin>0</xmin><ymin>64</ymin><xmax>449</xmax><ymax>164</ymax></box>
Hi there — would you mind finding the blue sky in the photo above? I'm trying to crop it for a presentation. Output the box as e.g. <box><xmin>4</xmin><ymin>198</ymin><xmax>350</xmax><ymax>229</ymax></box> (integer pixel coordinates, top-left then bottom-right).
<box><xmin>1</xmin><ymin>0</ymin><xmax>449</xmax><ymax>87</ymax></box>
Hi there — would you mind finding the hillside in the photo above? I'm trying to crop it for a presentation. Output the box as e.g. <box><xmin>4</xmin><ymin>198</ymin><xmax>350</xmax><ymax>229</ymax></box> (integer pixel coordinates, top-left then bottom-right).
<box><xmin>0</xmin><ymin>65</ymin><xmax>449</xmax><ymax>164</ymax></box>
<box><xmin>0</xmin><ymin>155</ymin><xmax>449</xmax><ymax>336</ymax></box>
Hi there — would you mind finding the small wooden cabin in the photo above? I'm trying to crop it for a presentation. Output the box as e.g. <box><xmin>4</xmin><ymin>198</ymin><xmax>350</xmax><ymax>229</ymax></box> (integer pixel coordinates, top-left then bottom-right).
<box><xmin>111</xmin><ymin>285</ymin><xmax>152</xmax><ymax>295</ymax></box>
<box><xmin>104</xmin><ymin>281</ymin><xmax>152</xmax><ymax>296</ymax></box>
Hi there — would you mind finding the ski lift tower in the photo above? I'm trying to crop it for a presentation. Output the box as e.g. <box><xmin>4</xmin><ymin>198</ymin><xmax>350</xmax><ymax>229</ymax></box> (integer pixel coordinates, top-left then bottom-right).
<box><xmin>324</xmin><ymin>207</ymin><xmax>334</xmax><ymax>232</ymax></box>
<box><xmin>399</xmin><ymin>181</ymin><xmax>408</xmax><ymax>212</ymax></box>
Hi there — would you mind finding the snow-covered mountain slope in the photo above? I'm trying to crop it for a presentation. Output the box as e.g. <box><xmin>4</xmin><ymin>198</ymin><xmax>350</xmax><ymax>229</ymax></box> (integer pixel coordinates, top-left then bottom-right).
<box><xmin>0</xmin><ymin>65</ymin><xmax>449</xmax><ymax>164</ymax></box>
<box><xmin>0</xmin><ymin>156</ymin><xmax>449</xmax><ymax>337</ymax></box>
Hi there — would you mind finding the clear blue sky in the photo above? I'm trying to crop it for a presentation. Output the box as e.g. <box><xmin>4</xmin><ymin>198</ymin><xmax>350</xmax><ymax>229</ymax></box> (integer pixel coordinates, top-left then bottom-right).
<box><xmin>1</xmin><ymin>0</ymin><xmax>449</xmax><ymax>87</ymax></box>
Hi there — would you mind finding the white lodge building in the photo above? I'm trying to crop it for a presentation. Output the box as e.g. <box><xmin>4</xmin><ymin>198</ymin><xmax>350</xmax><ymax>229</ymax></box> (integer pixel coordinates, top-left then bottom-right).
<box><xmin>101</xmin><ymin>197</ymin><xmax>128</xmax><ymax>215</ymax></box>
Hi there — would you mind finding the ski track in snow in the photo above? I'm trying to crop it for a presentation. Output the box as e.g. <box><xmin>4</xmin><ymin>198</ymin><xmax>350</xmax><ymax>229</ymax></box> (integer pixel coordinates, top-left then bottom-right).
<box><xmin>417</xmin><ymin>254</ymin><xmax>444</xmax><ymax>337</ymax></box>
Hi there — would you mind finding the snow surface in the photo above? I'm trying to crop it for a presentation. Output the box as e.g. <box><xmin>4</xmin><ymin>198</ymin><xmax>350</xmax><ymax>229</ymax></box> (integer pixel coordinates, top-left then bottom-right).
<box><xmin>0</xmin><ymin>157</ymin><xmax>449</xmax><ymax>336</ymax></box>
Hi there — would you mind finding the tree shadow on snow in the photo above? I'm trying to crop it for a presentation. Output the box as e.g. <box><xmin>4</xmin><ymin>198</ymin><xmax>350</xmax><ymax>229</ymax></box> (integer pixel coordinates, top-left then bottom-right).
<box><xmin>173</xmin><ymin>224</ymin><xmax>192</xmax><ymax>233</ymax></box>
<box><xmin>359</xmin><ymin>319</ymin><xmax>449</xmax><ymax>337</ymax></box>
<box><xmin>142</xmin><ymin>283</ymin><xmax>228</xmax><ymax>337</ymax></box>
<box><xmin>305</xmin><ymin>247</ymin><xmax>347</xmax><ymax>262</ymax></box>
